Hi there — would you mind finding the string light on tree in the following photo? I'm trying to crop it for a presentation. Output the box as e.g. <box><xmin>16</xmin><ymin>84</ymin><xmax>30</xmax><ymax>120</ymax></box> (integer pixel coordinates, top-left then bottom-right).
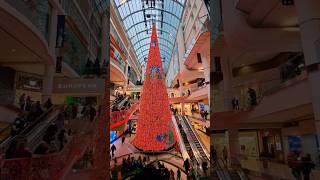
<box><xmin>132</xmin><ymin>24</ymin><xmax>176</xmax><ymax>151</ymax></box>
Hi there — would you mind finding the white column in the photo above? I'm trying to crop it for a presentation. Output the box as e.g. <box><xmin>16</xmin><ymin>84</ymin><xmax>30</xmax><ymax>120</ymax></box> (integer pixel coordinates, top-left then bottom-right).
<box><xmin>124</xmin><ymin>63</ymin><xmax>129</xmax><ymax>91</ymax></box>
<box><xmin>42</xmin><ymin>64</ymin><xmax>55</xmax><ymax>103</ymax></box>
<box><xmin>202</xmin><ymin>52</ymin><xmax>210</xmax><ymax>83</ymax></box>
<box><xmin>42</xmin><ymin>8</ymin><xmax>58</xmax><ymax>103</ymax></box>
<box><xmin>295</xmin><ymin>0</ymin><xmax>320</xmax><ymax>151</ymax></box>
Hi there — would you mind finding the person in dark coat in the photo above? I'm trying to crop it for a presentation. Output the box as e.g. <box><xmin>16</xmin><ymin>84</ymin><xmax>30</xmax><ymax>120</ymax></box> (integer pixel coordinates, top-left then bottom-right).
<box><xmin>302</xmin><ymin>154</ymin><xmax>315</xmax><ymax>180</ymax></box>
<box><xmin>111</xmin><ymin>144</ymin><xmax>117</xmax><ymax>157</ymax></box>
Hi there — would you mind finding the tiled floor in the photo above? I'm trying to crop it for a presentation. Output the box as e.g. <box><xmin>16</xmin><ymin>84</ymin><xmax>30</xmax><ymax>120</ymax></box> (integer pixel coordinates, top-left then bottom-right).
<box><xmin>241</xmin><ymin>158</ymin><xmax>320</xmax><ymax>180</ymax></box>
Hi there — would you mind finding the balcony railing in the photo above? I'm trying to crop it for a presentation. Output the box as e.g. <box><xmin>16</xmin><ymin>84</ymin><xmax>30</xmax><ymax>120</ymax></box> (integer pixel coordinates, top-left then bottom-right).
<box><xmin>0</xmin><ymin>133</ymin><xmax>91</xmax><ymax>180</ymax></box>
<box><xmin>111</xmin><ymin>56</ymin><xmax>126</xmax><ymax>74</ymax></box>
<box><xmin>5</xmin><ymin>0</ymin><xmax>50</xmax><ymax>42</ymax></box>
<box><xmin>110</xmin><ymin>104</ymin><xmax>138</xmax><ymax>128</ymax></box>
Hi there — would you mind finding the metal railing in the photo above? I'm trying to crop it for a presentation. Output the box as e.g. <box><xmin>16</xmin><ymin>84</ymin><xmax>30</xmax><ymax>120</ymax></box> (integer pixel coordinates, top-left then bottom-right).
<box><xmin>0</xmin><ymin>105</ymin><xmax>62</xmax><ymax>151</ymax></box>
<box><xmin>0</xmin><ymin>133</ymin><xmax>91</xmax><ymax>180</ymax></box>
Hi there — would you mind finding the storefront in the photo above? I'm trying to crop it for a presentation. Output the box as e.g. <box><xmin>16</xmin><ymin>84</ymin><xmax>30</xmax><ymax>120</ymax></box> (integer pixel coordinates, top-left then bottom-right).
<box><xmin>15</xmin><ymin>71</ymin><xmax>43</xmax><ymax>105</ymax></box>
<box><xmin>52</xmin><ymin>78</ymin><xmax>104</xmax><ymax>106</ymax></box>
<box><xmin>239</xmin><ymin>130</ymin><xmax>259</xmax><ymax>159</ymax></box>
<box><xmin>258</xmin><ymin>129</ymin><xmax>284</xmax><ymax>162</ymax></box>
<box><xmin>211</xmin><ymin>132</ymin><xmax>227</xmax><ymax>159</ymax></box>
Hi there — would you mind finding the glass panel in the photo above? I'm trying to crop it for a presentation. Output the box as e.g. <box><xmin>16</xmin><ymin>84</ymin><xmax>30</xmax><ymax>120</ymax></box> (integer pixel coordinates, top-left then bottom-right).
<box><xmin>113</xmin><ymin>0</ymin><xmax>185</xmax><ymax>71</ymax></box>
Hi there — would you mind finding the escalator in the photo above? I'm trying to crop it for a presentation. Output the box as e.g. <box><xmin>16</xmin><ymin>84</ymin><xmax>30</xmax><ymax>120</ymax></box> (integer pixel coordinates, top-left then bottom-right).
<box><xmin>179</xmin><ymin>116</ymin><xmax>209</xmax><ymax>163</ymax></box>
<box><xmin>174</xmin><ymin>116</ymin><xmax>195</xmax><ymax>161</ymax></box>
<box><xmin>0</xmin><ymin>105</ymin><xmax>62</xmax><ymax>151</ymax></box>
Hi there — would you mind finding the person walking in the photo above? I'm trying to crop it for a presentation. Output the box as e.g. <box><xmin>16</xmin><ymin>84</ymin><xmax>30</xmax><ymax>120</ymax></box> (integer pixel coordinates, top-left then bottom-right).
<box><xmin>122</xmin><ymin>135</ymin><xmax>126</xmax><ymax>144</ymax></box>
<box><xmin>202</xmin><ymin>161</ymin><xmax>208</xmax><ymax>177</ymax></box>
<box><xmin>223</xmin><ymin>146</ymin><xmax>228</xmax><ymax>165</ymax></box>
<box><xmin>302</xmin><ymin>154</ymin><xmax>315</xmax><ymax>180</ymax></box>
<box><xmin>177</xmin><ymin>168</ymin><xmax>181</xmax><ymax>180</ymax></box>
<box><xmin>288</xmin><ymin>151</ymin><xmax>303</xmax><ymax>180</ymax></box>
<box><xmin>183</xmin><ymin>158</ymin><xmax>190</xmax><ymax>175</ymax></box>
<box><xmin>72</xmin><ymin>104</ymin><xmax>78</xmax><ymax>119</ymax></box>
<box><xmin>19</xmin><ymin>93</ymin><xmax>26</xmax><ymax>110</ymax></box>
<box><xmin>89</xmin><ymin>106</ymin><xmax>96</xmax><ymax>122</ymax></box>
<box><xmin>169</xmin><ymin>169</ymin><xmax>174</xmax><ymax>180</ymax></box>
<box><xmin>111</xmin><ymin>144</ymin><xmax>117</xmax><ymax>157</ymax></box>
<box><xmin>44</xmin><ymin>98</ymin><xmax>53</xmax><ymax>110</ymax></box>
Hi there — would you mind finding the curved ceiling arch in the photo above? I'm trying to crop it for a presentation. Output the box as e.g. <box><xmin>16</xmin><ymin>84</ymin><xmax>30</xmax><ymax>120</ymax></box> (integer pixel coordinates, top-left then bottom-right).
<box><xmin>126</xmin><ymin>19</ymin><xmax>177</xmax><ymax>33</ymax></box>
<box><xmin>116</xmin><ymin>0</ymin><xmax>184</xmax><ymax>8</ymax></box>
<box><xmin>133</xmin><ymin>36</ymin><xmax>174</xmax><ymax>50</ymax></box>
<box><xmin>137</xmin><ymin>48</ymin><xmax>172</xmax><ymax>61</ymax></box>
<box><xmin>113</xmin><ymin>0</ymin><xmax>185</xmax><ymax>72</ymax></box>
<box><xmin>135</xmin><ymin>42</ymin><xmax>173</xmax><ymax>56</ymax></box>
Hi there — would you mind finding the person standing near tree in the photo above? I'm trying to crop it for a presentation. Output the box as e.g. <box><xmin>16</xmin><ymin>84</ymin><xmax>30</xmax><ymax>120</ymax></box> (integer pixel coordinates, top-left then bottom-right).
<box><xmin>183</xmin><ymin>159</ymin><xmax>190</xmax><ymax>175</ymax></box>
<box><xmin>19</xmin><ymin>93</ymin><xmax>26</xmax><ymax>110</ymax></box>
<box><xmin>111</xmin><ymin>144</ymin><xmax>117</xmax><ymax>157</ymax></box>
<box><xmin>122</xmin><ymin>135</ymin><xmax>125</xmax><ymax>144</ymax></box>
<box><xmin>177</xmin><ymin>168</ymin><xmax>181</xmax><ymax>180</ymax></box>
<box><xmin>223</xmin><ymin>146</ymin><xmax>228</xmax><ymax>165</ymax></box>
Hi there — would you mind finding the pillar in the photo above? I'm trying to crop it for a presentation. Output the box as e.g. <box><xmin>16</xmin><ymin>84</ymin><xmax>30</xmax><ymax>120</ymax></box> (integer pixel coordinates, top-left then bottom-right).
<box><xmin>295</xmin><ymin>0</ymin><xmax>320</xmax><ymax>152</ymax></box>
<box><xmin>181</xmin><ymin>102</ymin><xmax>185</xmax><ymax>115</ymax></box>
<box><xmin>42</xmin><ymin>8</ymin><xmax>58</xmax><ymax>103</ymax></box>
<box><xmin>42</xmin><ymin>64</ymin><xmax>55</xmax><ymax>103</ymax></box>
<box><xmin>202</xmin><ymin>52</ymin><xmax>210</xmax><ymax>83</ymax></box>
<box><xmin>202</xmin><ymin>52</ymin><xmax>211</xmax><ymax>107</ymax></box>
<box><xmin>124</xmin><ymin>63</ymin><xmax>129</xmax><ymax>91</ymax></box>
<box><xmin>227</xmin><ymin>128</ymin><xmax>241</xmax><ymax>168</ymax></box>
<box><xmin>221</xmin><ymin>57</ymin><xmax>233</xmax><ymax>111</ymax></box>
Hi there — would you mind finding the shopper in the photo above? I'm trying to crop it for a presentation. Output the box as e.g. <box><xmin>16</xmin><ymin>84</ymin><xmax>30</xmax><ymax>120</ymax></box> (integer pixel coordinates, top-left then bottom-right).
<box><xmin>57</xmin><ymin>129</ymin><xmax>66</xmax><ymax>150</ymax></box>
<box><xmin>89</xmin><ymin>106</ymin><xmax>96</xmax><ymax>122</ymax></box>
<box><xmin>302</xmin><ymin>154</ymin><xmax>315</xmax><ymax>180</ymax></box>
<box><xmin>25</xmin><ymin>96</ymin><xmax>32</xmax><ymax>111</ymax></box>
<box><xmin>177</xmin><ymin>168</ymin><xmax>181</xmax><ymax>180</ymax></box>
<box><xmin>122</xmin><ymin>135</ymin><xmax>126</xmax><ymax>144</ymax></box>
<box><xmin>19</xmin><ymin>93</ymin><xmax>26</xmax><ymax>110</ymax></box>
<box><xmin>183</xmin><ymin>158</ymin><xmax>190</xmax><ymax>174</ymax></box>
<box><xmin>202</xmin><ymin>161</ymin><xmax>208</xmax><ymax>176</ymax></box>
<box><xmin>72</xmin><ymin>104</ymin><xmax>78</xmax><ymax>119</ymax></box>
<box><xmin>169</xmin><ymin>169</ymin><xmax>174</xmax><ymax>180</ymax></box>
<box><xmin>111</xmin><ymin>144</ymin><xmax>117</xmax><ymax>157</ymax></box>
<box><xmin>223</xmin><ymin>146</ymin><xmax>228</xmax><ymax>165</ymax></box>
<box><xmin>288</xmin><ymin>151</ymin><xmax>302</xmax><ymax>180</ymax></box>
<box><xmin>44</xmin><ymin>98</ymin><xmax>53</xmax><ymax>110</ymax></box>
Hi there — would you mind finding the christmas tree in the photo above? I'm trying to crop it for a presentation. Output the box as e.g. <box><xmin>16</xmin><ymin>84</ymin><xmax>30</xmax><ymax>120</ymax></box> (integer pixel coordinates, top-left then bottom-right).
<box><xmin>132</xmin><ymin>24</ymin><xmax>175</xmax><ymax>151</ymax></box>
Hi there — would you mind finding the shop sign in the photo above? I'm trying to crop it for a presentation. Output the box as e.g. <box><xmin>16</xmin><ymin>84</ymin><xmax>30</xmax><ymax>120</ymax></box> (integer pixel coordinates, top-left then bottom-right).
<box><xmin>127</xmin><ymin>86</ymin><xmax>142</xmax><ymax>92</ymax></box>
<box><xmin>288</xmin><ymin>135</ymin><xmax>302</xmax><ymax>151</ymax></box>
<box><xmin>53</xmin><ymin>78</ymin><xmax>104</xmax><ymax>94</ymax></box>
<box><xmin>16</xmin><ymin>72</ymin><xmax>43</xmax><ymax>92</ymax></box>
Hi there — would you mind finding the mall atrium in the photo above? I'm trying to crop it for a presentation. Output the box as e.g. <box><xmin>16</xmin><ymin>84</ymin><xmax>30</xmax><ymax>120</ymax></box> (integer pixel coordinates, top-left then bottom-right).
<box><xmin>0</xmin><ymin>0</ymin><xmax>320</xmax><ymax>180</ymax></box>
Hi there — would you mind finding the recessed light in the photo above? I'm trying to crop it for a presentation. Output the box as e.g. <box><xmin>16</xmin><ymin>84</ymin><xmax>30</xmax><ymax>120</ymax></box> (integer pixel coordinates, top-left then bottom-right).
<box><xmin>11</xmin><ymin>49</ymin><xmax>16</xmax><ymax>52</ymax></box>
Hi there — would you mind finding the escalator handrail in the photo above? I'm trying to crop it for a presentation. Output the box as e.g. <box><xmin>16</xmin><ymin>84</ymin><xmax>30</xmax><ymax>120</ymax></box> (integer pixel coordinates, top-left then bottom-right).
<box><xmin>172</xmin><ymin>115</ymin><xmax>190</xmax><ymax>160</ymax></box>
<box><xmin>0</xmin><ymin>105</ymin><xmax>61</xmax><ymax>149</ymax></box>
<box><xmin>0</xmin><ymin>133</ymin><xmax>92</xmax><ymax>180</ymax></box>
<box><xmin>20</xmin><ymin>105</ymin><xmax>60</xmax><ymax>136</ymax></box>
<box><xmin>181</xmin><ymin>116</ymin><xmax>210</xmax><ymax>161</ymax></box>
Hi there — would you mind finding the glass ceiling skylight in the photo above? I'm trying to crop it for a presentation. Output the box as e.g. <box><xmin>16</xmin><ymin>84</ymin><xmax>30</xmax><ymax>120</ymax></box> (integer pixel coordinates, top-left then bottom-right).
<box><xmin>95</xmin><ymin>0</ymin><xmax>108</xmax><ymax>13</ymax></box>
<box><xmin>113</xmin><ymin>0</ymin><xmax>185</xmax><ymax>72</ymax></box>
